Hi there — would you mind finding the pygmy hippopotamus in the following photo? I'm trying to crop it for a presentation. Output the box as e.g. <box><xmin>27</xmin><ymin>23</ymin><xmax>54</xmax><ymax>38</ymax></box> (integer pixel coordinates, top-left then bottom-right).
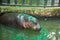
<box><xmin>0</xmin><ymin>13</ymin><xmax>41</xmax><ymax>31</ymax></box>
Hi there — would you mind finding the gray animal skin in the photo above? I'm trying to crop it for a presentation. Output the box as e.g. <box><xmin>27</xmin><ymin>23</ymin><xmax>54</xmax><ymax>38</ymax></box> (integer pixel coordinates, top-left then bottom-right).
<box><xmin>0</xmin><ymin>13</ymin><xmax>41</xmax><ymax>31</ymax></box>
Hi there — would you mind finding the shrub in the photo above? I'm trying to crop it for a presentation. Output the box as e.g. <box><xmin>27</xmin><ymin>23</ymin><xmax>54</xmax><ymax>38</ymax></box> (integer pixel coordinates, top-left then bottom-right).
<box><xmin>0</xmin><ymin>6</ymin><xmax>60</xmax><ymax>17</ymax></box>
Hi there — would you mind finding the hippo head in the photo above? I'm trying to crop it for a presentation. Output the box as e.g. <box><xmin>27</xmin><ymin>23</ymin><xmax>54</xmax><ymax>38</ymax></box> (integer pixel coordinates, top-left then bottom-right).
<box><xmin>32</xmin><ymin>22</ymin><xmax>41</xmax><ymax>31</ymax></box>
<box><xmin>23</xmin><ymin>15</ymin><xmax>41</xmax><ymax>31</ymax></box>
<box><xmin>17</xmin><ymin>14</ymin><xmax>41</xmax><ymax>31</ymax></box>
<box><xmin>28</xmin><ymin>17</ymin><xmax>41</xmax><ymax>31</ymax></box>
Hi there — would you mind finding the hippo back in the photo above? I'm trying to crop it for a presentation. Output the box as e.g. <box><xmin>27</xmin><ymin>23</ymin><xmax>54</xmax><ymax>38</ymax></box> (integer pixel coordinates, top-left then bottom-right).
<box><xmin>0</xmin><ymin>13</ymin><xmax>18</xmax><ymax>27</ymax></box>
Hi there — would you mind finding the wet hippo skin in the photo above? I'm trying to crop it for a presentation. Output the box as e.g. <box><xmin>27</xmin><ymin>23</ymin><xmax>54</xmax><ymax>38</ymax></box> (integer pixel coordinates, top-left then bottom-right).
<box><xmin>0</xmin><ymin>13</ymin><xmax>20</xmax><ymax>28</ymax></box>
<box><xmin>0</xmin><ymin>13</ymin><xmax>25</xmax><ymax>28</ymax></box>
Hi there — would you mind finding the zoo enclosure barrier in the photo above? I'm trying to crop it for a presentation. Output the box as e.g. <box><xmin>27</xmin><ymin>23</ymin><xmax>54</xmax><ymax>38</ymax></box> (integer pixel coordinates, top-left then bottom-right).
<box><xmin>0</xmin><ymin>0</ymin><xmax>60</xmax><ymax>7</ymax></box>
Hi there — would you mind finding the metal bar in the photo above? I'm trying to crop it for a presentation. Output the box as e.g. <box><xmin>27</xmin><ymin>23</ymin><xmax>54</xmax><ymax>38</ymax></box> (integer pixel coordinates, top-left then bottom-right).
<box><xmin>36</xmin><ymin>0</ymin><xmax>40</xmax><ymax>6</ymax></box>
<box><xmin>22</xmin><ymin>0</ymin><xmax>25</xmax><ymax>5</ymax></box>
<box><xmin>15</xmin><ymin>0</ymin><xmax>17</xmax><ymax>4</ymax></box>
<box><xmin>29</xmin><ymin>0</ymin><xmax>32</xmax><ymax>5</ymax></box>
<box><xmin>44</xmin><ymin>0</ymin><xmax>48</xmax><ymax>8</ymax></box>
<box><xmin>59</xmin><ymin>0</ymin><xmax>60</xmax><ymax>6</ymax></box>
<box><xmin>0</xmin><ymin>4</ymin><xmax>60</xmax><ymax>7</ymax></box>
<box><xmin>0</xmin><ymin>0</ymin><xmax>2</xmax><ymax>5</ymax></box>
<box><xmin>7</xmin><ymin>0</ymin><xmax>10</xmax><ymax>4</ymax></box>
<box><xmin>51</xmin><ymin>0</ymin><xmax>54</xmax><ymax>6</ymax></box>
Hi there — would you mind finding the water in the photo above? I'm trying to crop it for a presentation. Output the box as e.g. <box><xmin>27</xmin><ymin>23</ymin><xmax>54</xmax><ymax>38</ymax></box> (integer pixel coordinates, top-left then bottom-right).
<box><xmin>0</xmin><ymin>17</ymin><xmax>60</xmax><ymax>40</ymax></box>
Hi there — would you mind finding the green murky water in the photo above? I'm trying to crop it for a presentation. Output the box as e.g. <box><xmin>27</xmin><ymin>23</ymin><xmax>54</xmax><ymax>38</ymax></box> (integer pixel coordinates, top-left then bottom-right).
<box><xmin>0</xmin><ymin>17</ymin><xmax>60</xmax><ymax>40</ymax></box>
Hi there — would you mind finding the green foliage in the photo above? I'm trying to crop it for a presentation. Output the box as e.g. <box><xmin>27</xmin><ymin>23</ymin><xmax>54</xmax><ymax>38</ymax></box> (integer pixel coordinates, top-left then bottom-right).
<box><xmin>0</xmin><ymin>6</ymin><xmax>60</xmax><ymax>17</ymax></box>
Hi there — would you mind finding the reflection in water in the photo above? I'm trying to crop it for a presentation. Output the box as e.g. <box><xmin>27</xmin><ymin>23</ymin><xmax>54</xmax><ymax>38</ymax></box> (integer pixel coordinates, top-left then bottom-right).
<box><xmin>48</xmin><ymin>31</ymin><xmax>60</xmax><ymax>40</ymax></box>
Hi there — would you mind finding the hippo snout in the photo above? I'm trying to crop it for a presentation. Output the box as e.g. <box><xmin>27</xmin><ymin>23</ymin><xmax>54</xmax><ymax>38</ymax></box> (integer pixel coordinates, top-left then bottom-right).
<box><xmin>32</xmin><ymin>23</ymin><xmax>41</xmax><ymax>31</ymax></box>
